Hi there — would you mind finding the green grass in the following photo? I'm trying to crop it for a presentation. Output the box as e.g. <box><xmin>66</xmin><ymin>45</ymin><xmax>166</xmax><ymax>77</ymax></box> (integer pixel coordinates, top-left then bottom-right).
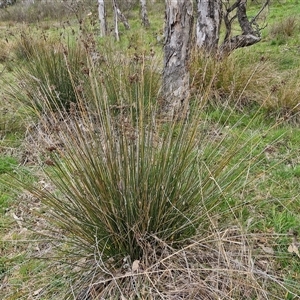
<box><xmin>247</xmin><ymin>0</ymin><xmax>300</xmax><ymax>71</ymax></box>
<box><xmin>0</xmin><ymin>156</ymin><xmax>17</xmax><ymax>214</ymax></box>
<box><xmin>0</xmin><ymin>156</ymin><xmax>17</xmax><ymax>174</ymax></box>
<box><xmin>0</xmin><ymin>0</ymin><xmax>300</xmax><ymax>298</ymax></box>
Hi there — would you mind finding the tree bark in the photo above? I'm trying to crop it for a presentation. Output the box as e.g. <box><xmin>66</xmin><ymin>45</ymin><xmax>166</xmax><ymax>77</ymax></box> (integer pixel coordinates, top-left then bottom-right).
<box><xmin>140</xmin><ymin>0</ymin><xmax>150</xmax><ymax>28</ymax></box>
<box><xmin>161</xmin><ymin>0</ymin><xmax>193</xmax><ymax>120</ymax></box>
<box><xmin>196</xmin><ymin>0</ymin><xmax>222</xmax><ymax>53</ymax></box>
<box><xmin>220</xmin><ymin>0</ymin><xmax>262</xmax><ymax>55</ymax></box>
<box><xmin>112</xmin><ymin>0</ymin><xmax>120</xmax><ymax>41</ymax></box>
<box><xmin>116</xmin><ymin>4</ymin><xmax>130</xmax><ymax>30</ymax></box>
<box><xmin>98</xmin><ymin>0</ymin><xmax>107</xmax><ymax>37</ymax></box>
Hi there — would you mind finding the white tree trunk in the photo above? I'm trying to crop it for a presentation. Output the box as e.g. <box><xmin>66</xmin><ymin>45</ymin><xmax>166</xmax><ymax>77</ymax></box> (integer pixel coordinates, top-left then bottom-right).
<box><xmin>112</xmin><ymin>0</ymin><xmax>120</xmax><ymax>41</ymax></box>
<box><xmin>140</xmin><ymin>0</ymin><xmax>150</xmax><ymax>27</ymax></box>
<box><xmin>162</xmin><ymin>0</ymin><xmax>193</xmax><ymax>120</ymax></box>
<box><xmin>98</xmin><ymin>0</ymin><xmax>107</xmax><ymax>37</ymax></box>
<box><xmin>196</xmin><ymin>0</ymin><xmax>222</xmax><ymax>53</ymax></box>
<box><xmin>116</xmin><ymin>6</ymin><xmax>130</xmax><ymax>30</ymax></box>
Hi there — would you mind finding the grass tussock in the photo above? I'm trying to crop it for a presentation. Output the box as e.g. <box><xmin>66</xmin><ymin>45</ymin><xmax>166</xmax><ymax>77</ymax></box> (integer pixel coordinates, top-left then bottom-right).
<box><xmin>6</xmin><ymin>32</ymin><xmax>161</xmax><ymax>116</ymax></box>
<box><xmin>190</xmin><ymin>49</ymin><xmax>300</xmax><ymax>121</ymax></box>
<box><xmin>190</xmin><ymin>49</ymin><xmax>274</xmax><ymax>107</ymax></box>
<box><xmin>265</xmin><ymin>70</ymin><xmax>300</xmax><ymax>121</ymax></box>
<box><xmin>6</xmin><ymin>32</ymin><xmax>86</xmax><ymax>113</ymax></box>
<box><xmin>269</xmin><ymin>16</ymin><xmax>299</xmax><ymax>39</ymax></box>
<box><xmin>2</xmin><ymin>39</ymin><xmax>298</xmax><ymax>298</ymax></box>
<box><xmin>0</xmin><ymin>40</ymin><xmax>11</xmax><ymax>63</ymax></box>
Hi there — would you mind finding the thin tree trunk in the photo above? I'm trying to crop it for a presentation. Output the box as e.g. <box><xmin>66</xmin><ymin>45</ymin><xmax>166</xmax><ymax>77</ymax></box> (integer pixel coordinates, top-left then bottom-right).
<box><xmin>115</xmin><ymin>0</ymin><xmax>130</xmax><ymax>30</ymax></box>
<box><xmin>112</xmin><ymin>0</ymin><xmax>120</xmax><ymax>41</ymax></box>
<box><xmin>196</xmin><ymin>0</ymin><xmax>222</xmax><ymax>53</ymax></box>
<box><xmin>98</xmin><ymin>0</ymin><xmax>107</xmax><ymax>37</ymax></box>
<box><xmin>161</xmin><ymin>0</ymin><xmax>193</xmax><ymax>120</ymax></box>
<box><xmin>140</xmin><ymin>0</ymin><xmax>150</xmax><ymax>28</ymax></box>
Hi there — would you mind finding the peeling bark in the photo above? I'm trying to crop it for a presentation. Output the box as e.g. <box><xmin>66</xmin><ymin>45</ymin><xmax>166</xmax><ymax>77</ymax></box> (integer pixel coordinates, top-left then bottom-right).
<box><xmin>116</xmin><ymin>5</ymin><xmax>130</xmax><ymax>30</ymax></box>
<box><xmin>220</xmin><ymin>33</ymin><xmax>260</xmax><ymax>54</ymax></box>
<box><xmin>98</xmin><ymin>0</ymin><xmax>107</xmax><ymax>37</ymax></box>
<box><xmin>196</xmin><ymin>0</ymin><xmax>270</xmax><ymax>57</ymax></box>
<box><xmin>112</xmin><ymin>0</ymin><xmax>120</xmax><ymax>41</ymax></box>
<box><xmin>140</xmin><ymin>0</ymin><xmax>150</xmax><ymax>28</ymax></box>
<box><xmin>112</xmin><ymin>0</ymin><xmax>130</xmax><ymax>41</ymax></box>
<box><xmin>162</xmin><ymin>0</ymin><xmax>193</xmax><ymax>120</ymax></box>
<box><xmin>196</xmin><ymin>0</ymin><xmax>222</xmax><ymax>53</ymax></box>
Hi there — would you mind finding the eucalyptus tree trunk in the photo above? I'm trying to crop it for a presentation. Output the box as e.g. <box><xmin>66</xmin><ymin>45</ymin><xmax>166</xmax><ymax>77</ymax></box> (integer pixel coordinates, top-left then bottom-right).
<box><xmin>98</xmin><ymin>0</ymin><xmax>107</xmax><ymax>37</ymax></box>
<box><xmin>196</xmin><ymin>0</ymin><xmax>222</xmax><ymax>53</ymax></box>
<box><xmin>161</xmin><ymin>0</ymin><xmax>193</xmax><ymax>120</ymax></box>
<box><xmin>140</xmin><ymin>0</ymin><xmax>150</xmax><ymax>27</ymax></box>
<box><xmin>112</xmin><ymin>0</ymin><xmax>120</xmax><ymax>41</ymax></box>
<box><xmin>116</xmin><ymin>3</ymin><xmax>130</xmax><ymax>30</ymax></box>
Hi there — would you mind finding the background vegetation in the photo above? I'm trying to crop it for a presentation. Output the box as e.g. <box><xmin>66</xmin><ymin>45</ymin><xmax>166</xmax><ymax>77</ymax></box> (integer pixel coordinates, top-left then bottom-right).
<box><xmin>1</xmin><ymin>0</ymin><xmax>300</xmax><ymax>299</ymax></box>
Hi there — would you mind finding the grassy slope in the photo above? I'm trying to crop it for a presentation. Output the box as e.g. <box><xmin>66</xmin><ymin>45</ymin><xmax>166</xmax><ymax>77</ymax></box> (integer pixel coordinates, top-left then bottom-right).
<box><xmin>0</xmin><ymin>1</ymin><xmax>300</xmax><ymax>298</ymax></box>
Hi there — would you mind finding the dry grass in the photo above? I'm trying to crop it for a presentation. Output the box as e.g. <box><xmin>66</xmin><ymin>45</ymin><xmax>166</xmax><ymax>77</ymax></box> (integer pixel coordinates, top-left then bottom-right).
<box><xmin>265</xmin><ymin>70</ymin><xmax>300</xmax><ymax>120</ymax></box>
<box><xmin>0</xmin><ymin>41</ymin><xmax>10</xmax><ymax>63</ymax></box>
<box><xmin>190</xmin><ymin>49</ymin><xmax>275</xmax><ymax>107</ymax></box>
<box><xmin>190</xmin><ymin>48</ymin><xmax>300</xmax><ymax>122</ymax></box>
<box><xmin>64</xmin><ymin>229</ymin><xmax>291</xmax><ymax>299</ymax></box>
<box><xmin>0</xmin><ymin>0</ymin><xmax>78</xmax><ymax>24</ymax></box>
<box><xmin>3</xmin><ymin>199</ymin><xmax>296</xmax><ymax>300</ymax></box>
<box><xmin>269</xmin><ymin>16</ymin><xmax>299</xmax><ymax>38</ymax></box>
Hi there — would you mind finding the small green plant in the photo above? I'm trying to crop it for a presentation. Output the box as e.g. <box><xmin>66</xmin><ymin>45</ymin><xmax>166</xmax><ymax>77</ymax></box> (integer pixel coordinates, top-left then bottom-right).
<box><xmin>0</xmin><ymin>156</ymin><xmax>17</xmax><ymax>216</ymax></box>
